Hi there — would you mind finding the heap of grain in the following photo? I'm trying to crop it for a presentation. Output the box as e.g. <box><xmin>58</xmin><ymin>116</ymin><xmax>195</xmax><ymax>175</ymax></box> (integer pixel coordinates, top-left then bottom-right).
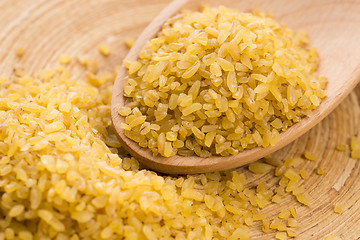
<box><xmin>119</xmin><ymin>6</ymin><xmax>327</xmax><ymax>157</ymax></box>
<box><xmin>0</xmin><ymin>50</ymin><xmax>317</xmax><ymax>239</ymax></box>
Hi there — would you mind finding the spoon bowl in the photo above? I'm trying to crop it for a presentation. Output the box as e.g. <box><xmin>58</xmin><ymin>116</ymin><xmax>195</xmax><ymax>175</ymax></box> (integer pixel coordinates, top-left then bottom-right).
<box><xmin>112</xmin><ymin>0</ymin><xmax>360</xmax><ymax>174</ymax></box>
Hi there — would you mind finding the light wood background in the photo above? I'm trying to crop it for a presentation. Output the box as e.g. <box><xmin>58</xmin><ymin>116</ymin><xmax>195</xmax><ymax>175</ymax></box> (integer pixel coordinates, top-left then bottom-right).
<box><xmin>1</xmin><ymin>0</ymin><xmax>360</xmax><ymax>239</ymax></box>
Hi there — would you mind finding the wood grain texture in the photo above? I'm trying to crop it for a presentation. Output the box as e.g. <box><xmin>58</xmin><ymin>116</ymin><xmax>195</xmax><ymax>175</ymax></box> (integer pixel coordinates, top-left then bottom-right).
<box><xmin>111</xmin><ymin>0</ymin><xmax>360</xmax><ymax>174</ymax></box>
<box><xmin>1</xmin><ymin>0</ymin><xmax>360</xmax><ymax>238</ymax></box>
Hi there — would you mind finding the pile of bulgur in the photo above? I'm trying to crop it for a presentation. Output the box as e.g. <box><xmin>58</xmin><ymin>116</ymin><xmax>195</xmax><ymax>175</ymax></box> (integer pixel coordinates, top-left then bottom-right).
<box><xmin>0</xmin><ymin>48</ymin><xmax>319</xmax><ymax>239</ymax></box>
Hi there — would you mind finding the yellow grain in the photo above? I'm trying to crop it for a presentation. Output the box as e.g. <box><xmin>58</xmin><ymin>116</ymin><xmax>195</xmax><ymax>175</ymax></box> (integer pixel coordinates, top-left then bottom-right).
<box><xmin>334</xmin><ymin>203</ymin><xmax>343</xmax><ymax>214</ymax></box>
<box><xmin>59</xmin><ymin>55</ymin><xmax>71</xmax><ymax>65</ymax></box>
<box><xmin>124</xmin><ymin>37</ymin><xmax>135</xmax><ymax>48</ymax></box>
<box><xmin>350</xmin><ymin>137</ymin><xmax>360</xmax><ymax>158</ymax></box>
<box><xmin>16</xmin><ymin>47</ymin><xmax>25</xmax><ymax>57</ymax></box>
<box><xmin>99</xmin><ymin>44</ymin><xmax>111</xmax><ymax>56</ymax></box>
<box><xmin>248</xmin><ymin>162</ymin><xmax>273</xmax><ymax>174</ymax></box>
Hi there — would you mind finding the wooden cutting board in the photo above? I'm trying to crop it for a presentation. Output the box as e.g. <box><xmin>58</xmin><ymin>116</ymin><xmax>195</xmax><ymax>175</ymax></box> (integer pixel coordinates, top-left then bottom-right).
<box><xmin>1</xmin><ymin>0</ymin><xmax>359</xmax><ymax>239</ymax></box>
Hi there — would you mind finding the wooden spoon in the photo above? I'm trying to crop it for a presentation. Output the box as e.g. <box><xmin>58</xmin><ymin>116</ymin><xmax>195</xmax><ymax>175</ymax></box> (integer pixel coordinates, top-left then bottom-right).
<box><xmin>111</xmin><ymin>0</ymin><xmax>360</xmax><ymax>174</ymax></box>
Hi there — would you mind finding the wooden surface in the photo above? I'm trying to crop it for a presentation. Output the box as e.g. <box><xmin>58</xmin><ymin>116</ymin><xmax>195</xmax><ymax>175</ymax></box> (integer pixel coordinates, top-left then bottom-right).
<box><xmin>111</xmin><ymin>0</ymin><xmax>360</xmax><ymax>174</ymax></box>
<box><xmin>2</xmin><ymin>0</ymin><xmax>360</xmax><ymax>239</ymax></box>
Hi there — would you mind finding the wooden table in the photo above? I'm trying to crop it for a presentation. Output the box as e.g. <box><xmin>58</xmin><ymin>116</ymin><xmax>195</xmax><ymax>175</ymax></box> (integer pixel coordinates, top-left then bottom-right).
<box><xmin>1</xmin><ymin>0</ymin><xmax>359</xmax><ymax>239</ymax></box>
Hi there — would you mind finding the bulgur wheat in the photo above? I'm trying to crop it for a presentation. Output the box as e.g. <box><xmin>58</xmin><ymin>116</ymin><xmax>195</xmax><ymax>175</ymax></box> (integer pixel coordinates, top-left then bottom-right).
<box><xmin>120</xmin><ymin>6</ymin><xmax>327</xmax><ymax>157</ymax></box>
<box><xmin>0</xmin><ymin>56</ymin><xmax>319</xmax><ymax>239</ymax></box>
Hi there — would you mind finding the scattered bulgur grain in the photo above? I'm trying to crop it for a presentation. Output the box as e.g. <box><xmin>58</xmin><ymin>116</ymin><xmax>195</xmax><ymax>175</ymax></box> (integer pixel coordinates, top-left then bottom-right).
<box><xmin>284</xmin><ymin>169</ymin><xmax>301</xmax><ymax>181</ymax></box>
<box><xmin>350</xmin><ymin>137</ymin><xmax>360</xmax><ymax>158</ymax></box>
<box><xmin>304</xmin><ymin>151</ymin><xmax>317</xmax><ymax>161</ymax></box>
<box><xmin>77</xmin><ymin>55</ymin><xmax>88</xmax><ymax>66</ymax></box>
<box><xmin>77</xmin><ymin>56</ymin><xmax>98</xmax><ymax>73</ymax></box>
<box><xmin>286</xmin><ymin>228</ymin><xmax>297</xmax><ymax>237</ymax></box>
<box><xmin>56</xmin><ymin>65</ymin><xmax>64</xmax><ymax>73</ymax></box>
<box><xmin>275</xmin><ymin>231</ymin><xmax>288</xmax><ymax>240</ymax></box>
<box><xmin>265</xmin><ymin>157</ymin><xmax>283</xmax><ymax>167</ymax></box>
<box><xmin>278</xmin><ymin>209</ymin><xmax>291</xmax><ymax>219</ymax></box>
<box><xmin>287</xmin><ymin>218</ymin><xmax>298</xmax><ymax>228</ymax></box>
<box><xmin>13</xmin><ymin>67</ymin><xmax>26</xmax><ymax>77</ymax></box>
<box><xmin>272</xmin><ymin>194</ymin><xmax>283</xmax><ymax>203</ymax></box>
<box><xmin>124</xmin><ymin>37</ymin><xmax>135</xmax><ymax>48</ymax></box>
<box><xmin>316</xmin><ymin>168</ymin><xmax>326</xmax><ymax>175</ymax></box>
<box><xmin>290</xmin><ymin>207</ymin><xmax>297</xmax><ymax>218</ymax></box>
<box><xmin>295</xmin><ymin>193</ymin><xmax>311</xmax><ymax>206</ymax></box>
<box><xmin>248</xmin><ymin>162</ymin><xmax>273</xmax><ymax>174</ymax></box>
<box><xmin>275</xmin><ymin>165</ymin><xmax>287</xmax><ymax>176</ymax></box>
<box><xmin>270</xmin><ymin>218</ymin><xmax>287</xmax><ymax>231</ymax></box>
<box><xmin>292</xmin><ymin>186</ymin><xmax>305</xmax><ymax>195</ymax></box>
<box><xmin>59</xmin><ymin>55</ymin><xmax>71</xmax><ymax>64</ymax></box>
<box><xmin>284</xmin><ymin>158</ymin><xmax>304</xmax><ymax>168</ymax></box>
<box><xmin>334</xmin><ymin>203</ymin><xmax>343</xmax><ymax>214</ymax></box>
<box><xmin>299</xmin><ymin>169</ymin><xmax>309</xmax><ymax>179</ymax></box>
<box><xmin>262</xmin><ymin>218</ymin><xmax>270</xmax><ymax>233</ymax></box>
<box><xmin>16</xmin><ymin>47</ymin><xmax>25</xmax><ymax>57</ymax></box>
<box><xmin>336</xmin><ymin>144</ymin><xmax>348</xmax><ymax>152</ymax></box>
<box><xmin>40</xmin><ymin>69</ymin><xmax>56</xmax><ymax>79</ymax></box>
<box><xmin>99</xmin><ymin>44</ymin><xmax>111</xmax><ymax>56</ymax></box>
